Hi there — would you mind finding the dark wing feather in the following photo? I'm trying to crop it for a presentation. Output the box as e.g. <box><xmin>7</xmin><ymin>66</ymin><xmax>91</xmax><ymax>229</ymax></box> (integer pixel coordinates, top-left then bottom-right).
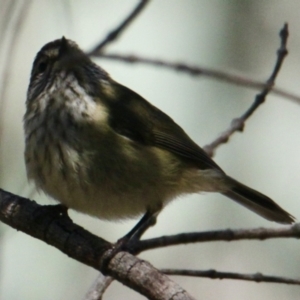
<box><xmin>107</xmin><ymin>82</ymin><xmax>223</xmax><ymax>171</ymax></box>
<box><xmin>152</xmin><ymin>130</ymin><xmax>222</xmax><ymax>170</ymax></box>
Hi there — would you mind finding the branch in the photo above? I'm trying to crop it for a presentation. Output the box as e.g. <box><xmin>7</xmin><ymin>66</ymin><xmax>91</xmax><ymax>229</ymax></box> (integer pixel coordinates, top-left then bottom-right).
<box><xmin>87</xmin><ymin>0</ymin><xmax>149</xmax><ymax>55</ymax></box>
<box><xmin>2</xmin><ymin>190</ymin><xmax>299</xmax><ymax>295</ymax></box>
<box><xmin>84</xmin><ymin>274</ymin><xmax>113</xmax><ymax>300</ymax></box>
<box><xmin>91</xmin><ymin>52</ymin><xmax>300</xmax><ymax>104</ymax></box>
<box><xmin>0</xmin><ymin>189</ymin><xmax>195</xmax><ymax>300</ymax></box>
<box><xmin>132</xmin><ymin>224</ymin><xmax>300</xmax><ymax>253</ymax></box>
<box><xmin>161</xmin><ymin>269</ymin><xmax>300</xmax><ymax>285</ymax></box>
<box><xmin>203</xmin><ymin>23</ymin><xmax>289</xmax><ymax>156</ymax></box>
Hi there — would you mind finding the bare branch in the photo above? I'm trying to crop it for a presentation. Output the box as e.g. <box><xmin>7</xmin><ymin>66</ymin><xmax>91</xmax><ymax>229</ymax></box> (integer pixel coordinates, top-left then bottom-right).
<box><xmin>162</xmin><ymin>269</ymin><xmax>300</xmax><ymax>285</ymax></box>
<box><xmin>88</xmin><ymin>0</ymin><xmax>149</xmax><ymax>55</ymax></box>
<box><xmin>203</xmin><ymin>23</ymin><xmax>289</xmax><ymax>156</ymax></box>
<box><xmin>0</xmin><ymin>188</ymin><xmax>195</xmax><ymax>300</ymax></box>
<box><xmin>84</xmin><ymin>274</ymin><xmax>113</xmax><ymax>300</ymax></box>
<box><xmin>92</xmin><ymin>52</ymin><xmax>300</xmax><ymax>104</ymax></box>
<box><xmin>109</xmin><ymin>252</ymin><xmax>196</xmax><ymax>300</ymax></box>
<box><xmin>132</xmin><ymin>224</ymin><xmax>300</xmax><ymax>253</ymax></box>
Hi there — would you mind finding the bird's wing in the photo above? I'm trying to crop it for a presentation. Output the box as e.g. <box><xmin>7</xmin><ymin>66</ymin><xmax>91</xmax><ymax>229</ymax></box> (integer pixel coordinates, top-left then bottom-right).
<box><xmin>107</xmin><ymin>83</ymin><xmax>223</xmax><ymax>171</ymax></box>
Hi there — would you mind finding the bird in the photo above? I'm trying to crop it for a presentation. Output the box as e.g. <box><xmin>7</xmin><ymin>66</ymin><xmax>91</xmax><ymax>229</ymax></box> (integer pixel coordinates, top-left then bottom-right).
<box><xmin>23</xmin><ymin>37</ymin><xmax>294</xmax><ymax>239</ymax></box>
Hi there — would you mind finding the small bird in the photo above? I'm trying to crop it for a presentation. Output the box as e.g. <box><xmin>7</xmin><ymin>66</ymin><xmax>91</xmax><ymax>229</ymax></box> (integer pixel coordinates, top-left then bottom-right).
<box><xmin>24</xmin><ymin>37</ymin><xmax>294</xmax><ymax>238</ymax></box>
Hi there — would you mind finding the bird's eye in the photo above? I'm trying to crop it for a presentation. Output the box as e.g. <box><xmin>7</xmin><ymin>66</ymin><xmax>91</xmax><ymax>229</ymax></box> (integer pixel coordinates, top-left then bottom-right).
<box><xmin>37</xmin><ymin>61</ymin><xmax>48</xmax><ymax>73</ymax></box>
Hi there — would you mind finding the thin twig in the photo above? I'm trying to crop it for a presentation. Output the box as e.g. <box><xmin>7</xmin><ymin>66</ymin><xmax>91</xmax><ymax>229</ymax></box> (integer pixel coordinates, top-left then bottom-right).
<box><xmin>162</xmin><ymin>268</ymin><xmax>300</xmax><ymax>285</ymax></box>
<box><xmin>132</xmin><ymin>223</ymin><xmax>300</xmax><ymax>253</ymax></box>
<box><xmin>203</xmin><ymin>23</ymin><xmax>289</xmax><ymax>156</ymax></box>
<box><xmin>88</xmin><ymin>0</ymin><xmax>149</xmax><ymax>55</ymax></box>
<box><xmin>84</xmin><ymin>274</ymin><xmax>113</xmax><ymax>300</ymax></box>
<box><xmin>92</xmin><ymin>52</ymin><xmax>300</xmax><ymax>104</ymax></box>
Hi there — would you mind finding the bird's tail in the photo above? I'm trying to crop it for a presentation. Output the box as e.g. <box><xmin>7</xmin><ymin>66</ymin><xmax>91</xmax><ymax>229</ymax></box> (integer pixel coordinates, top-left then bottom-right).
<box><xmin>222</xmin><ymin>177</ymin><xmax>295</xmax><ymax>224</ymax></box>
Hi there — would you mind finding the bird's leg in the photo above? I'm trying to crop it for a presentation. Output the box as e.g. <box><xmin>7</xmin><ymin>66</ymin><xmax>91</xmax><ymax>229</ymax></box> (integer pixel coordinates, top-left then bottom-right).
<box><xmin>100</xmin><ymin>211</ymin><xmax>159</xmax><ymax>274</ymax></box>
<box><xmin>114</xmin><ymin>210</ymin><xmax>159</xmax><ymax>252</ymax></box>
<box><xmin>123</xmin><ymin>210</ymin><xmax>158</xmax><ymax>242</ymax></box>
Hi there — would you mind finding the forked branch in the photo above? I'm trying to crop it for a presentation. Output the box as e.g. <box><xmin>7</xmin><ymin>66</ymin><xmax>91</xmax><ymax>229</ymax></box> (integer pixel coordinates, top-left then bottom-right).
<box><xmin>0</xmin><ymin>189</ymin><xmax>194</xmax><ymax>300</ymax></box>
<box><xmin>203</xmin><ymin>23</ymin><xmax>289</xmax><ymax>156</ymax></box>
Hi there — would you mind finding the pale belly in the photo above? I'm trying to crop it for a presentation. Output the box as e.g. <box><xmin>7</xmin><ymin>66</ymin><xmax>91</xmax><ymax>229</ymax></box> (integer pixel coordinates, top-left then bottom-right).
<box><xmin>25</xmin><ymin>137</ymin><xmax>182</xmax><ymax>220</ymax></box>
<box><xmin>25</xmin><ymin>130</ymin><xmax>227</xmax><ymax>220</ymax></box>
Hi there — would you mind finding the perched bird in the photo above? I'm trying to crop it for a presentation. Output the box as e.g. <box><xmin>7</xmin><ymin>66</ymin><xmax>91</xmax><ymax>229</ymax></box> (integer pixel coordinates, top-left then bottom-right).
<box><xmin>24</xmin><ymin>37</ymin><xmax>294</xmax><ymax>238</ymax></box>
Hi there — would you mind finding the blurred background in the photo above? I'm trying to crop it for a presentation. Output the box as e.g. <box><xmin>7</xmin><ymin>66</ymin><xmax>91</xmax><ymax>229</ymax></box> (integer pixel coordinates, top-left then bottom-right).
<box><xmin>1</xmin><ymin>1</ymin><xmax>300</xmax><ymax>299</ymax></box>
